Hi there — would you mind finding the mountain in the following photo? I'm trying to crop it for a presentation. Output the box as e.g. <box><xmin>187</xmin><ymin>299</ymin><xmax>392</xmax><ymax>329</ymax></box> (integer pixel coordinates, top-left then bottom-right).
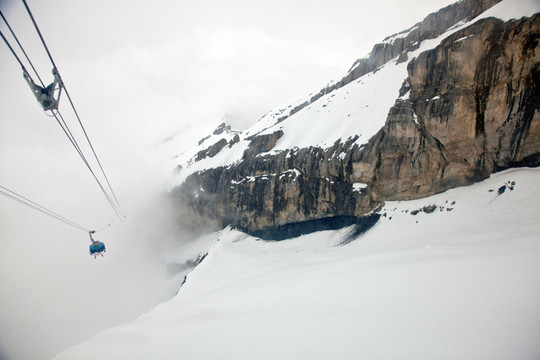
<box><xmin>52</xmin><ymin>1</ymin><xmax>540</xmax><ymax>358</ymax></box>
<box><xmin>169</xmin><ymin>0</ymin><xmax>540</xmax><ymax>239</ymax></box>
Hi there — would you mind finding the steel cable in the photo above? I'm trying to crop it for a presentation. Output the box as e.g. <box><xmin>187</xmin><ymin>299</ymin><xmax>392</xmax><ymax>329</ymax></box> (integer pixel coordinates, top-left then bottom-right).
<box><xmin>15</xmin><ymin>0</ymin><xmax>126</xmax><ymax>219</ymax></box>
<box><xmin>52</xmin><ymin>110</ymin><xmax>125</xmax><ymax>219</ymax></box>
<box><xmin>0</xmin><ymin>10</ymin><xmax>45</xmax><ymax>86</ymax></box>
<box><xmin>0</xmin><ymin>186</ymin><xmax>90</xmax><ymax>232</ymax></box>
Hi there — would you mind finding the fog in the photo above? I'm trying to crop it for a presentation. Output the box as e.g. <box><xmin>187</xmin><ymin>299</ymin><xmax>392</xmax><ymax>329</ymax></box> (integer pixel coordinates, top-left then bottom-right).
<box><xmin>0</xmin><ymin>0</ymin><xmax>456</xmax><ymax>359</ymax></box>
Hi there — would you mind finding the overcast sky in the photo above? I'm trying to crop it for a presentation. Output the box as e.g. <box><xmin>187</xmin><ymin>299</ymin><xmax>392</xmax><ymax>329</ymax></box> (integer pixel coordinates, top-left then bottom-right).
<box><xmin>0</xmin><ymin>0</ymin><xmax>457</xmax><ymax>359</ymax></box>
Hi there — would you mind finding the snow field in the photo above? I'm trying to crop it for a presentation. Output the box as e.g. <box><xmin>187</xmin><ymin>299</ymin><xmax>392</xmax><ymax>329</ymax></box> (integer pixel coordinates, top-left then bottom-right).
<box><xmin>54</xmin><ymin>168</ymin><xmax>540</xmax><ymax>360</ymax></box>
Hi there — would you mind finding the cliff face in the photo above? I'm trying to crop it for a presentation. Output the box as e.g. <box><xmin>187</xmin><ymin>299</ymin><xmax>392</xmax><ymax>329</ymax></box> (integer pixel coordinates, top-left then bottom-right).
<box><xmin>368</xmin><ymin>14</ymin><xmax>540</xmax><ymax>201</ymax></box>
<box><xmin>174</xmin><ymin>2</ymin><xmax>540</xmax><ymax>238</ymax></box>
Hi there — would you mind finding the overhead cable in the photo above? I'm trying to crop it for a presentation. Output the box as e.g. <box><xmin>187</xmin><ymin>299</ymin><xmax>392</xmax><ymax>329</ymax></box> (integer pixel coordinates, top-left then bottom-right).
<box><xmin>0</xmin><ymin>28</ymin><xmax>26</xmax><ymax>70</ymax></box>
<box><xmin>21</xmin><ymin>0</ymin><xmax>125</xmax><ymax>218</ymax></box>
<box><xmin>5</xmin><ymin>1</ymin><xmax>126</xmax><ymax>219</ymax></box>
<box><xmin>0</xmin><ymin>186</ymin><xmax>90</xmax><ymax>232</ymax></box>
<box><xmin>0</xmin><ymin>10</ymin><xmax>44</xmax><ymax>86</ymax></box>
<box><xmin>21</xmin><ymin>0</ymin><xmax>56</xmax><ymax>67</ymax></box>
<box><xmin>52</xmin><ymin>110</ymin><xmax>125</xmax><ymax>219</ymax></box>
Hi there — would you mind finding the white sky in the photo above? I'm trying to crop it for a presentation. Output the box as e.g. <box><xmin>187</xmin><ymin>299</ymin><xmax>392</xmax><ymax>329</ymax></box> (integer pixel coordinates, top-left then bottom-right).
<box><xmin>0</xmin><ymin>0</ymin><xmax>459</xmax><ymax>359</ymax></box>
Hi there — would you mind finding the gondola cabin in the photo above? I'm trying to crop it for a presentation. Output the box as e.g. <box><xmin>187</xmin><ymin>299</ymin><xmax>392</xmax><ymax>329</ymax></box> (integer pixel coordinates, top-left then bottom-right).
<box><xmin>89</xmin><ymin>241</ymin><xmax>106</xmax><ymax>257</ymax></box>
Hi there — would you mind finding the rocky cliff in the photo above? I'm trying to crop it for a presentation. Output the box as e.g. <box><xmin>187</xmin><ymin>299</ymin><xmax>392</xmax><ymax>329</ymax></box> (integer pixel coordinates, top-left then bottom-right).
<box><xmin>172</xmin><ymin>0</ymin><xmax>540</xmax><ymax>239</ymax></box>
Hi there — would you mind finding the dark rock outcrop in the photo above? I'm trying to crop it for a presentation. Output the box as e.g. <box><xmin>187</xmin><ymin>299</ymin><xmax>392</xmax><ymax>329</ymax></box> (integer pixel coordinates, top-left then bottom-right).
<box><xmin>243</xmin><ymin>130</ymin><xmax>284</xmax><ymax>159</ymax></box>
<box><xmin>195</xmin><ymin>138</ymin><xmax>228</xmax><ymax>161</ymax></box>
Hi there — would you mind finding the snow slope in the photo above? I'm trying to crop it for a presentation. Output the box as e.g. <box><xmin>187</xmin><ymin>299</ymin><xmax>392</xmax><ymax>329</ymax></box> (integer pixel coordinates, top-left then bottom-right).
<box><xmin>54</xmin><ymin>167</ymin><xmax>540</xmax><ymax>360</ymax></box>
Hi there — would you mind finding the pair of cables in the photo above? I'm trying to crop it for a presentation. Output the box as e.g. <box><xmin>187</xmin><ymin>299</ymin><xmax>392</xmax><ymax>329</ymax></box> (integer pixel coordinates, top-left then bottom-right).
<box><xmin>0</xmin><ymin>0</ymin><xmax>125</xmax><ymax>221</ymax></box>
<box><xmin>0</xmin><ymin>186</ymin><xmax>94</xmax><ymax>232</ymax></box>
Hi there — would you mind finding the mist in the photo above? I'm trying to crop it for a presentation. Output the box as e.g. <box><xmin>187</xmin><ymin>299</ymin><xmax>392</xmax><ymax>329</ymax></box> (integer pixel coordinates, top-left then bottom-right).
<box><xmin>0</xmin><ymin>0</ymin><xmax>457</xmax><ymax>358</ymax></box>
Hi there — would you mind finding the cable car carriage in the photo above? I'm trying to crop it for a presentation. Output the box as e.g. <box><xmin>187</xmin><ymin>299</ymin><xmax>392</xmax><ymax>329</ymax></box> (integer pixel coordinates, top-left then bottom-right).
<box><xmin>23</xmin><ymin>67</ymin><xmax>62</xmax><ymax>111</ymax></box>
<box><xmin>89</xmin><ymin>231</ymin><xmax>106</xmax><ymax>258</ymax></box>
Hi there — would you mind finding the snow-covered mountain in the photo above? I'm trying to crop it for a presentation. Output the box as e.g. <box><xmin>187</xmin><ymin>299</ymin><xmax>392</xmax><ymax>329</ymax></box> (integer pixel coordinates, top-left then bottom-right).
<box><xmin>55</xmin><ymin>167</ymin><xmax>540</xmax><ymax>360</ymax></box>
<box><xmin>168</xmin><ymin>0</ymin><xmax>540</xmax><ymax>238</ymax></box>
<box><xmin>54</xmin><ymin>0</ymin><xmax>540</xmax><ymax>358</ymax></box>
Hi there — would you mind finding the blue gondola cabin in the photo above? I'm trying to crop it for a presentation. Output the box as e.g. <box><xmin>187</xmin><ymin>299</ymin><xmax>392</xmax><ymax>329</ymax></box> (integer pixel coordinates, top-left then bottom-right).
<box><xmin>89</xmin><ymin>241</ymin><xmax>106</xmax><ymax>257</ymax></box>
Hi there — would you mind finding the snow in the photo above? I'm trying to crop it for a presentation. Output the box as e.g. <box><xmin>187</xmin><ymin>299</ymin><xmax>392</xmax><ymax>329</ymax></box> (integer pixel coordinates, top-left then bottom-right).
<box><xmin>382</xmin><ymin>25</ymin><xmax>419</xmax><ymax>44</ymax></box>
<box><xmin>54</xmin><ymin>168</ymin><xmax>540</xmax><ymax>360</ymax></box>
<box><xmin>352</xmin><ymin>182</ymin><xmax>367</xmax><ymax>192</ymax></box>
<box><xmin>158</xmin><ymin>116</ymin><xmax>228</xmax><ymax>164</ymax></box>
<box><xmin>278</xmin><ymin>169</ymin><xmax>301</xmax><ymax>180</ymax></box>
<box><xmin>408</xmin><ymin>0</ymin><xmax>539</xmax><ymax>63</ymax></box>
<box><xmin>229</xmin><ymin>169</ymin><xmax>301</xmax><ymax>185</ymax></box>
<box><xmin>260</xmin><ymin>59</ymin><xmax>408</xmax><ymax>151</ymax></box>
<box><xmin>242</xmin><ymin>96</ymin><xmax>312</xmax><ymax>139</ymax></box>
<box><xmin>412</xmin><ymin>109</ymin><xmax>420</xmax><ymax>125</ymax></box>
<box><xmin>398</xmin><ymin>88</ymin><xmax>410</xmax><ymax>100</ymax></box>
<box><xmin>475</xmin><ymin>0</ymin><xmax>540</xmax><ymax>21</ymax></box>
<box><xmin>170</xmin><ymin>137</ymin><xmax>249</xmax><ymax>186</ymax></box>
<box><xmin>455</xmin><ymin>34</ymin><xmax>474</xmax><ymax>42</ymax></box>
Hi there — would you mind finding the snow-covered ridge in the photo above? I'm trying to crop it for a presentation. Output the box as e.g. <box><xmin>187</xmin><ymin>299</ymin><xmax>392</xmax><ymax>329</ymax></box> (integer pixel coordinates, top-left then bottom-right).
<box><xmin>170</xmin><ymin>0</ymin><xmax>539</xmax><ymax>187</ymax></box>
<box><xmin>476</xmin><ymin>0</ymin><xmax>540</xmax><ymax>21</ymax></box>
<box><xmin>381</xmin><ymin>24</ymin><xmax>419</xmax><ymax>45</ymax></box>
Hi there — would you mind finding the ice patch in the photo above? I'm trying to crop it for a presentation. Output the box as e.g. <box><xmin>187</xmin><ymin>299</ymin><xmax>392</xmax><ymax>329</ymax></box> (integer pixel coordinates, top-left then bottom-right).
<box><xmin>455</xmin><ymin>34</ymin><xmax>474</xmax><ymax>42</ymax></box>
<box><xmin>352</xmin><ymin>183</ymin><xmax>368</xmax><ymax>192</ymax></box>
